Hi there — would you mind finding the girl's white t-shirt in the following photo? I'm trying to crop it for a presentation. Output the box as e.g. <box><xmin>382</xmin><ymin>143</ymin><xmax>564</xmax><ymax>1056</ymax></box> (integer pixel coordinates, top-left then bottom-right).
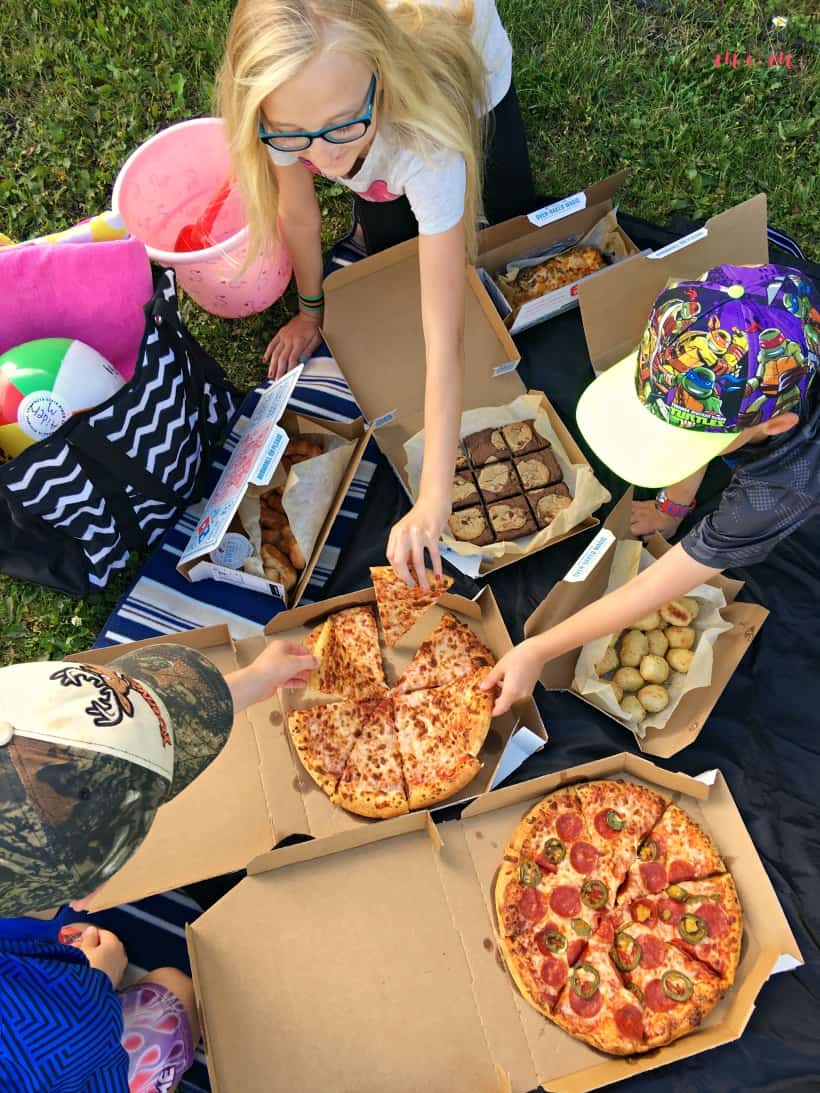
<box><xmin>266</xmin><ymin>0</ymin><xmax>513</xmax><ymax>235</ymax></box>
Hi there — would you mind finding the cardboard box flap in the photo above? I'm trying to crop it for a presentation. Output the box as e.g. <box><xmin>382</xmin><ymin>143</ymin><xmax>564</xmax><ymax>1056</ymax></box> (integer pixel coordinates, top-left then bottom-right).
<box><xmin>578</xmin><ymin>193</ymin><xmax>769</xmax><ymax>372</ymax></box>
<box><xmin>188</xmin><ymin>827</ymin><xmax>505</xmax><ymax>1093</ymax></box>
<box><xmin>323</xmin><ymin>242</ymin><xmax>522</xmax><ymax>477</ymax></box>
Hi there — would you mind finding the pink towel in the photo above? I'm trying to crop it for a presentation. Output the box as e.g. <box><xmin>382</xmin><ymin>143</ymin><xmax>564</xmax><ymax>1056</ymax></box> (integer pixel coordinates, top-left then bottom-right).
<box><xmin>0</xmin><ymin>237</ymin><xmax>153</xmax><ymax>380</ymax></box>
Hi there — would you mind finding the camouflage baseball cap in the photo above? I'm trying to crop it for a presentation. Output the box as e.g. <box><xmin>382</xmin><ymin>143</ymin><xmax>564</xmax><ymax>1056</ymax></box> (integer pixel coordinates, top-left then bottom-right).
<box><xmin>0</xmin><ymin>643</ymin><xmax>233</xmax><ymax>915</ymax></box>
<box><xmin>576</xmin><ymin>264</ymin><xmax>819</xmax><ymax>487</ymax></box>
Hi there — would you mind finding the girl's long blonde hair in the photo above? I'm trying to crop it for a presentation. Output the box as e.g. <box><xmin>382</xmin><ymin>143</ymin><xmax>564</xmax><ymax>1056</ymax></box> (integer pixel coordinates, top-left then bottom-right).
<box><xmin>217</xmin><ymin>0</ymin><xmax>487</xmax><ymax>264</ymax></box>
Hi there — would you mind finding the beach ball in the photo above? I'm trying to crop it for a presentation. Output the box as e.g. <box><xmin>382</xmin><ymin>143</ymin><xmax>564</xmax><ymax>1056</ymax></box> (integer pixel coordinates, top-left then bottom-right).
<box><xmin>0</xmin><ymin>338</ymin><xmax>124</xmax><ymax>461</ymax></box>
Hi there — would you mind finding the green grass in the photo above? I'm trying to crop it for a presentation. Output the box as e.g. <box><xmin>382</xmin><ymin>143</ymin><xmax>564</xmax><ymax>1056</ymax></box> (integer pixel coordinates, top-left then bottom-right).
<box><xmin>0</xmin><ymin>0</ymin><xmax>817</xmax><ymax>664</ymax></box>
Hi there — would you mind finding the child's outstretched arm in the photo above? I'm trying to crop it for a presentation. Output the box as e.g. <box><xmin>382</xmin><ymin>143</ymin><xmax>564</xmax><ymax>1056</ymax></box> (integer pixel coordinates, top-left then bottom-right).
<box><xmin>225</xmin><ymin>640</ymin><xmax>318</xmax><ymax>712</ymax></box>
<box><xmin>264</xmin><ymin>163</ymin><xmax>325</xmax><ymax>379</ymax></box>
<box><xmin>387</xmin><ymin>222</ymin><xmax>466</xmax><ymax>589</ymax></box>
<box><xmin>481</xmin><ymin>543</ymin><xmax>720</xmax><ymax>715</ymax></box>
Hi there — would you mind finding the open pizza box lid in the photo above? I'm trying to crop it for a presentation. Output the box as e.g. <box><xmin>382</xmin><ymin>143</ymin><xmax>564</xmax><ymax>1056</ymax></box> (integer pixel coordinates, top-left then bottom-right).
<box><xmin>69</xmin><ymin>585</ymin><xmax>546</xmax><ymax>912</ymax></box>
<box><xmin>576</xmin><ymin>193</ymin><xmax>769</xmax><ymax>375</ymax></box>
<box><xmin>475</xmin><ymin>171</ymin><xmax>641</xmax><ymax>334</ymax></box>
<box><xmin>186</xmin><ymin>753</ymin><xmax>801</xmax><ymax>1093</ymax></box>
<box><xmin>524</xmin><ymin>489</ymin><xmax>769</xmax><ymax>757</ymax></box>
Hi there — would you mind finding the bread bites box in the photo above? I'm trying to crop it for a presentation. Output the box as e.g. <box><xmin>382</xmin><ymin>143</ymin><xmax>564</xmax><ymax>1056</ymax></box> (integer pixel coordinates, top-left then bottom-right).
<box><xmin>321</xmin><ymin>249</ymin><xmax>605</xmax><ymax>576</ymax></box>
<box><xmin>183</xmin><ymin>754</ymin><xmax>800</xmax><ymax>1092</ymax></box>
<box><xmin>475</xmin><ymin>171</ymin><xmax>640</xmax><ymax>333</ymax></box>
<box><xmin>70</xmin><ymin>584</ymin><xmax>546</xmax><ymax>911</ymax></box>
<box><xmin>525</xmin><ymin>490</ymin><xmax>769</xmax><ymax>757</ymax></box>
<box><xmin>177</xmin><ymin>365</ymin><xmax>373</xmax><ymax>606</ymax></box>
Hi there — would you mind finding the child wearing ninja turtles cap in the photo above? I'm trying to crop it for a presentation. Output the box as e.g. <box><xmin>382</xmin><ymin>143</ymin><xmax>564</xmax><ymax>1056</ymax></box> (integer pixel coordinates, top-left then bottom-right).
<box><xmin>481</xmin><ymin>263</ymin><xmax>819</xmax><ymax>714</ymax></box>
<box><xmin>0</xmin><ymin>638</ymin><xmax>317</xmax><ymax>1091</ymax></box>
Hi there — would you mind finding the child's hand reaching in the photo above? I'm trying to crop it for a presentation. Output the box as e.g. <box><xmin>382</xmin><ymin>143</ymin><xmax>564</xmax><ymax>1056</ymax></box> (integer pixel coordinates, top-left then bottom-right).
<box><xmin>226</xmin><ymin>640</ymin><xmax>319</xmax><ymax>713</ymax></box>
<box><xmin>630</xmin><ymin>500</ymin><xmax>683</xmax><ymax>540</ymax></box>
<box><xmin>263</xmin><ymin>313</ymin><xmax>323</xmax><ymax>380</ymax></box>
<box><xmin>70</xmin><ymin>925</ymin><xmax>128</xmax><ymax>989</ymax></box>
<box><xmin>480</xmin><ymin>638</ymin><xmax>545</xmax><ymax>716</ymax></box>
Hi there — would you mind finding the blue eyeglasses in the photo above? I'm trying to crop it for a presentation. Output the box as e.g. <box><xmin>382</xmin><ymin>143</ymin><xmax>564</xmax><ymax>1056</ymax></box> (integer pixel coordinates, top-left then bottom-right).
<box><xmin>258</xmin><ymin>74</ymin><xmax>377</xmax><ymax>153</ymax></box>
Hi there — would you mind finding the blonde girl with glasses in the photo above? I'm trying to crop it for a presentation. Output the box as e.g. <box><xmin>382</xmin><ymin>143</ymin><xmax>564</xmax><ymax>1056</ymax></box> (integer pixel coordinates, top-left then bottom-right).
<box><xmin>219</xmin><ymin>0</ymin><xmax>533</xmax><ymax>587</ymax></box>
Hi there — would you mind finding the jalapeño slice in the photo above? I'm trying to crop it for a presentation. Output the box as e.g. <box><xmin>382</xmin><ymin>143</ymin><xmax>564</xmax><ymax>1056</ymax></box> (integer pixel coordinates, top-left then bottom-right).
<box><xmin>570</xmin><ymin>962</ymin><xmax>600</xmax><ymax>1000</ymax></box>
<box><xmin>571</xmin><ymin>917</ymin><xmax>592</xmax><ymax>937</ymax></box>
<box><xmin>543</xmin><ymin>837</ymin><xmax>566</xmax><ymax>865</ymax></box>
<box><xmin>665</xmin><ymin>884</ymin><xmax>690</xmax><ymax>902</ymax></box>
<box><xmin>606</xmin><ymin>809</ymin><xmax>625</xmax><ymax>831</ymax></box>
<box><xmin>662</xmin><ymin>970</ymin><xmax>693</xmax><ymax>1002</ymax></box>
<box><xmin>536</xmin><ymin>929</ymin><xmax>566</xmax><ymax>956</ymax></box>
<box><xmin>625</xmin><ymin>981</ymin><xmax>645</xmax><ymax>1005</ymax></box>
<box><xmin>678</xmin><ymin>913</ymin><xmax>708</xmax><ymax>943</ymax></box>
<box><xmin>638</xmin><ymin>837</ymin><xmax>659</xmax><ymax>862</ymax></box>
<box><xmin>519</xmin><ymin>859</ymin><xmax>542</xmax><ymax>887</ymax></box>
<box><xmin>581</xmin><ymin>878</ymin><xmax>609</xmax><ymax>910</ymax></box>
<box><xmin>610</xmin><ymin>932</ymin><xmax>642</xmax><ymax>973</ymax></box>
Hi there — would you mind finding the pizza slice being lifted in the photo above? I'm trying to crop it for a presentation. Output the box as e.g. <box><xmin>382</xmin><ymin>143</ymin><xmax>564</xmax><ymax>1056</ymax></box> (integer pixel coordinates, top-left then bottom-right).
<box><xmin>304</xmin><ymin>606</ymin><xmax>387</xmax><ymax>700</ymax></box>
<box><xmin>370</xmin><ymin>565</ymin><xmax>454</xmax><ymax>647</ymax></box>
<box><xmin>333</xmin><ymin>696</ymin><xmax>408</xmax><ymax>819</ymax></box>
<box><xmin>392</xmin><ymin>613</ymin><xmax>495</xmax><ymax>695</ymax></box>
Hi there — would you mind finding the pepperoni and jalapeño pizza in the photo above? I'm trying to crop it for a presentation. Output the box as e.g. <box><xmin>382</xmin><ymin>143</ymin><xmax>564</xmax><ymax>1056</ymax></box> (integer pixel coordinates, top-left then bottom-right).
<box><xmin>496</xmin><ymin>781</ymin><xmax>742</xmax><ymax>1055</ymax></box>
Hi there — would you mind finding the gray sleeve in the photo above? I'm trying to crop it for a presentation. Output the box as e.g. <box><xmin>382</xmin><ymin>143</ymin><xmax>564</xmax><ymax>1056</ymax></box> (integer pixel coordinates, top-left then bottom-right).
<box><xmin>681</xmin><ymin>475</ymin><xmax>818</xmax><ymax>570</ymax></box>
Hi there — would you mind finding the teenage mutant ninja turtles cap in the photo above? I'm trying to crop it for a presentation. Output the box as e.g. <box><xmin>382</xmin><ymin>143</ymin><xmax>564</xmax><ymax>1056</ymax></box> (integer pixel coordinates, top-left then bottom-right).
<box><xmin>0</xmin><ymin>643</ymin><xmax>233</xmax><ymax>915</ymax></box>
<box><xmin>576</xmin><ymin>264</ymin><xmax>819</xmax><ymax>487</ymax></box>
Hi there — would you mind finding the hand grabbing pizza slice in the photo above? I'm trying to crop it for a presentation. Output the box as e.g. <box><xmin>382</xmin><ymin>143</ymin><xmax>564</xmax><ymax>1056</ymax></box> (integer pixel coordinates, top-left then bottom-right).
<box><xmin>370</xmin><ymin>565</ymin><xmax>454</xmax><ymax>647</ymax></box>
<box><xmin>304</xmin><ymin>606</ymin><xmax>387</xmax><ymax>700</ymax></box>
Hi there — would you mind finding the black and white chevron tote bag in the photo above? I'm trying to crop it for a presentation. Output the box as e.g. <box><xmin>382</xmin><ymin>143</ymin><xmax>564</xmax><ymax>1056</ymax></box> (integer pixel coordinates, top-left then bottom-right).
<box><xmin>0</xmin><ymin>270</ymin><xmax>241</xmax><ymax>595</ymax></box>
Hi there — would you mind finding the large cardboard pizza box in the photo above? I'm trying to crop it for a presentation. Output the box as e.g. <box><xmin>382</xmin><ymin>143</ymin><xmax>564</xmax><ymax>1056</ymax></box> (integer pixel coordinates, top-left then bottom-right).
<box><xmin>321</xmin><ymin>242</ymin><xmax>606</xmax><ymax>579</ymax></box>
<box><xmin>475</xmin><ymin>171</ymin><xmax>640</xmax><ymax>333</ymax></box>
<box><xmin>577</xmin><ymin>192</ymin><xmax>769</xmax><ymax>375</ymax></box>
<box><xmin>177</xmin><ymin>366</ymin><xmax>373</xmax><ymax>606</ymax></box>
<box><xmin>185</xmin><ymin>753</ymin><xmax>801</xmax><ymax>1092</ymax></box>
<box><xmin>525</xmin><ymin>490</ymin><xmax>769</xmax><ymax>757</ymax></box>
<box><xmin>69</xmin><ymin>584</ymin><xmax>546</xmax><ymax>911</ymax></box>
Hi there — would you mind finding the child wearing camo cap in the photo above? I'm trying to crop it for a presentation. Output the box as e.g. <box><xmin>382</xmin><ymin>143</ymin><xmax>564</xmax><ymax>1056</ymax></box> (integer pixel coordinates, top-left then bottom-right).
<box><xmin>0</xmin><ymin>638</ymin><xmax>317</xmax><ymax>1092</ymax></box>
<box><xmin>482</xmin><ymin>264</ymin><xmax>819</xmax><ymax>714</ymax></box>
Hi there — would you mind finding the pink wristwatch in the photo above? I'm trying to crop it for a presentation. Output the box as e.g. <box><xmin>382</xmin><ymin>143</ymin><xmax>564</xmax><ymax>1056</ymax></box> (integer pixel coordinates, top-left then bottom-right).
<box><xmin>655</xmin><ymin>489</ymin><xmax>696</xmax><ymax>519</ymax></box>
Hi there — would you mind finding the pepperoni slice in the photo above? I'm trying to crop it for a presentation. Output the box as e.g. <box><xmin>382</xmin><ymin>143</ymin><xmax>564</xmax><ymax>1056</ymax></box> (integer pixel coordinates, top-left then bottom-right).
<box><xmin>636</xmin><ymin>933</ymin><xmax>666</xmax><ymax>970</ymax></box>
<box><xmin>614</xmin><ymin>1003</ymin><xmax>645</xmax><ymax>1041</ymax></box>
<box><xmin>569</xmin><ymin>841</ymin><xmax>600</xmax><ymax>875</ymax></box>
<box><xmin>534</xmin><ymin>854</ymin><xmax>559</xmax><ymax>874</ymax></box>
<box><xmin>594</xmin><ymin>809</ymin><xmax>622</xmax><ymax>840</ymax></box>
<box><xmin>540</xmin><ymin>957</ymin><xmax>568</xmax><ymax>990</ymax></box>
<box><xmin>694</xmin><ymin>901</ymin><xmax>730</xmax><ymax>938</ymax></box>
<box><xmin>630</xmin><ymin>898</ymin><xmax>657</xmax><ymax>928</ymax></box>
<box><xmin>645</xmin><ymin>977</ymin><xmax>679</xmax><ymax>1012</ymax></box>
<box><xmin>569</xmin><ymin>988</ymin><xmax>603</xmax><ymax>1018</ymax></box>
<box><xmin>556</xmin><ymin>812</ymin><xmax>583</xmax><ymax>842</ymax></box>
<box><xmin>597</xmin><ymin>918</ymin><xmax>615</xmax><ymax>945</ymax></box>
<box><xmin>549</xmin><ymin>885</ymin><xmax>582</xmax><ymax>918</ymax></box>
<box><xmin>657</xmin><ymin>898</ymin><xmax>684</xmax><ymax>927</ymax></box>
<box><xmin>519</xmin><ymin>886</ymin><xmax>548</xmax><ymax>920</ymax></box>
<box><xmin>640</xmin><ymin>861</ymin><xmax>668</xmax><ymax>893</ymax></box>
<box><xmin>567</xmin><ymin>939</ymin><xmax>586</xmax><ymax>966</ymax></box>
<box><xmin>668</xmin><ymin>859</ymin><xmax>695</xmax><ymax>884</ymax></box>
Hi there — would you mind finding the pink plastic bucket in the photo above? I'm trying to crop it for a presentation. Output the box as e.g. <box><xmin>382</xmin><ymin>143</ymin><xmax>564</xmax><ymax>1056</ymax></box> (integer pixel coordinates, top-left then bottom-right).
<box><xmin>112</xmin><ymin>118</ymin><xmax>292</xmax><ymax>319</ymax></box>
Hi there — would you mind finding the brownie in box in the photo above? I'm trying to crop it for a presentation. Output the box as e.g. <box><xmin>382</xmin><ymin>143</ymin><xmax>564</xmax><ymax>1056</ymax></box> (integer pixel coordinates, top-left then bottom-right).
<box><xmin>475</xmin><ymin>461</ymin><xmax>520</xmax><ymax>504</ymax></box>
<box><xmin>528</xmin><ymin>483</ymin><xmax>572</xmax><ymax>528</ymax></box>
<box><xmin>463</xmin><ymin>427</ymin><xmax>511</xmax><ymax>466</ymax></box>
<box><xmin>515</xmin><ymin>449</ymin><xmax>562</xmax><ymax>489</ymax></box>
<box><xmin>455</xmin><ymin>442</ymin><xmax>469</xmax><ymax>472</ymax></box>
<box><xmin>448</xmin><ymin>505</ymin><xmax>494</xmax><ymax>546</ymax></box>
<box><xmin>501</xmin><ymin>419</ymin><xmax>549</xmax><ymax>457</ymax></box>
<box><xmin>487</xmin><ymin>497</ymin><xmax>537</xmax><ymax>541</ymax></box>
<box><xmin>452</xmin><ymin>470</ymin><xmax>480</xmax><ymax>510</ymax></box>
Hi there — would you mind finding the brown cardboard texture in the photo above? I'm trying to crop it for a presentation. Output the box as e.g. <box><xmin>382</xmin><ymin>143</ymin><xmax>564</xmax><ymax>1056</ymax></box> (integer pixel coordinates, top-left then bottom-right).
<box><xmin>69</xmin><ymin>586</ymin><xmax>545</xmax><ymax>910</ymax></box>
<box><xmin>476</xmin><ymin>172</ymin><xmax>640</xmax><ymax>333</ymax></box>
<box><xmin>524</xmin><ymin>489</ymin><xmax>769</xmax><ymax>756</ymax></box>
<box><xmin>187</xmin><ymin>753</ymin><xmax>800</xmax><ymax>1093</ymax></box>
<box><xmin>322</xmin><ymin>236</ymin><xmax>521</xmax><ymax>495</ymax></box>
<box><xmin>577</xmin><ymin>193</ymin><xmax>769</xmax><ymax>373</ymax></box>
<box><xmin>263</xmin><ymin>583</ymin><xmax>547</xmax><ymax>829</ymax></box>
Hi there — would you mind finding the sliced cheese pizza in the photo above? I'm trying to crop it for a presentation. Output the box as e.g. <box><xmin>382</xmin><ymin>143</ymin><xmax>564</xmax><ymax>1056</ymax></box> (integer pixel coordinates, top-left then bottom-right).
<box><xmin>370</xmin><ymin>565</ymin><xmax>454</xmax><ymax>647</ymax></box>
<box><xmin>304</xmin><ymin>606</ymin><xmax>387</xmax><ymax>700</ymax></box>
<box><xmin>392</xmin><ymin>613</ymin><xmax>495</xmax><ymax>695</ymax></box>
<box><xmin>394</xmin><ymin>687</ymin><xmax>481</xmax><ymax>810</ymax></box>
<box><xmin>333</xmin><ymin>697</ymin><xmax>408</xmax><ymax>819</ymax></box>
<box><xmin>288</xmin><ymin>699</ymin><xmax>367</xmax><ymax>797</ymax></box>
